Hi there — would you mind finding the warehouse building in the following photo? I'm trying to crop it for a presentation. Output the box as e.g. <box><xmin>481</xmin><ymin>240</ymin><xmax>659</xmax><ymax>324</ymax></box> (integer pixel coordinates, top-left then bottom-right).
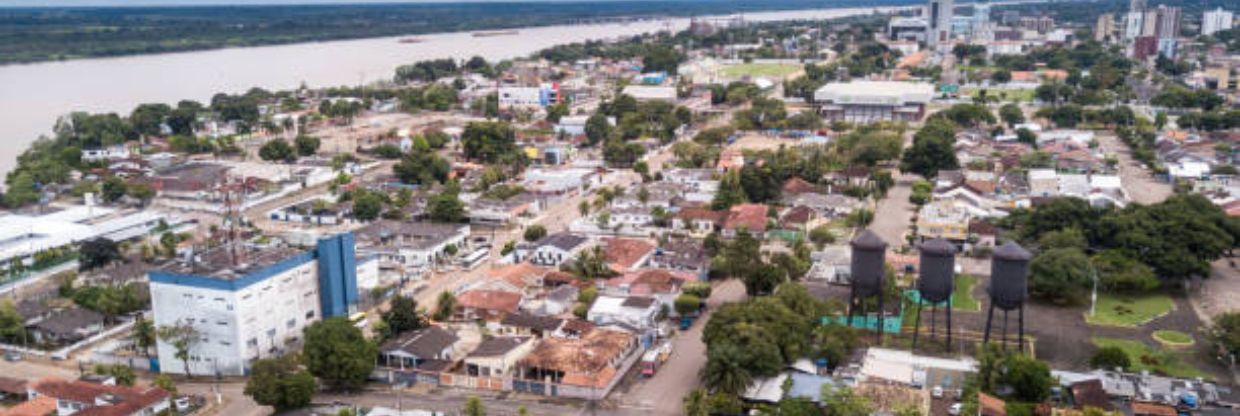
<box><xmin>813</xmin><ymin>81</ymin><xmax>936</xmax><ymax>123</ymax></box>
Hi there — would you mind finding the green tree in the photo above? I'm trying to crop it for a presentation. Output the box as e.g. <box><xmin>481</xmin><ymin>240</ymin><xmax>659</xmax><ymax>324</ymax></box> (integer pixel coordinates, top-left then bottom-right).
<box><xmin>523</xmin><ymin>225</ymin><xmax>547</xmax><ymax>242</ymax></box>
<box><xmin>683</xmin><ymin>389</ymin><xmax>710</xmax><ymax>416</ymax></box>
<box><xmin>393</xmin><ymin>149</ymin><xmax>451</xmax><ymax>185</ymax></box>
<box><xmin>259</xmin><ymin>139</ymin><xmax>296</xmax><ymax>162</ymax></box>
<box><xmin>1037</xmin><ymin>227</ymin><xmax>1087</xmax><ymax>250</ymax></box>
<box><xmin>461</xmin><ymin>121</ymin><xmax>518</xmax><ymax>163</ymax></box>
<box><xmin>1208</xmin><ymin>312</ymin><xmax>1240</xmax><ymax>360</ymax></box>
<box><xmin>5</xmin><ymin>172</ymin><xmax>40</xmax><ymax>207</ymax></box>
<box><xmin>1089</xmin><ymin>346</ymin><xmax>1131</xmax><ymax>370</ymax></box>
<box><xmin>0</xmin><ymin>301</ymin><xmax>26</xmax><ymax>343</ymax></box>
<box><xmin>428</xmin><ymin>186</ymin><xmax>466</xmax><ymax>223</ymax></box>
<box><xmin>1091</xmin><ymin>250</ymin><xmax>1159</xmax><ymax>293</ymax></box>
<box><xmin>294</xmin><ymin>135</ymin><xmax>321</xmax><ymax>157</ymax></box>
<box><xmin>674</xmin><ymin>294</ymin><xmax>702</xmax><ymax>316</ymax></box>
<box><xmin>584</xmin><ymin>113</ymin><xmax>612</xmax><ymax>146</ymax></box>
<box><xmin>1016</xmin><ymin>127</ymin><xmax>1037</xmax><ymax>145</ymax></box>
<box><xmin>462</xmin><ymin>396</ymin><xmax>486</xmax><ymax>416</ymax></box>
<box><xmin>700</xmin><ymin>344</ymin><xmax>755</xmax><ymax>395</ymax></box>
<box><xmin>244</xmin><ymin>354</ymin><xmax>316</xmax><ymax>412</ymax></box>
<box><xmin>1000</xmin><ymin>103</ymin><xmax>1025</xmax><ymax>127</ymax></box>
<box><xmin>1029</xmin><ymin>248</ymin><xmax>1092</xmax><ymax>304</ymax></box>
<box><xmin>432</xmin><ymin>291</ymin><xmax>456</xmax><ymax>321</ymax></box>
<box><xmin>822</xmin><ymin>386</ymin><xmax>873</xmax><ymax>416</ymax></box>
<box><xmin>101</xmin><ymin>176</ymin><xmax>127</xmax><ymax>203</ymax></box>
<box><xmin>711</xmin><ymin>170</ymin><xmax>746</xmax><ymax>209</ymax></box>
<box><xmin>351</xmin><ymin>191</ymin><xmax>384</xmax><ymax>222</ymax></box>
<box><xmin>153</xmin><ymin>374</ymin><xmax>177</xmax><ymax>396</ymax></box>
<box><xmin>303</xmin><ymin>317</ymin><xmax>377</xmax><ymax>391</ymax></box>
<box><xmin>127</xmin><ymin>183</ymin><xmax>156</xmax><ymax>207</ymax></box>
<box><xmin>383</xmin><ymin>295</ymin><xmax>426</xmax><ymax>335</ymax></box>
<box><xmin>157</xmin><ymin>320</ymin><xmax>199</xmax><ymax>378</ymax></box>
<box><xmin>79</xmin><ymin>238</ymin><xmax>122</xmax><ymax>271</ymax></box>
<box><xmin>132</xmin><ymin>316</ymin><xmax>156</xmax><ymax>356</ymax></box>
<box><xmin>900</xmin><ymin>121</ymin><xmax>960</xmax><ymax>178</ymax></box>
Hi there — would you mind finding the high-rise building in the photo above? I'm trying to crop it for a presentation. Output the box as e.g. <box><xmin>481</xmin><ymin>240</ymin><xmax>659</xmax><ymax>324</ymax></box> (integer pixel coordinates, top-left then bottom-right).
<box><xmin>1154</xmin><ymin>5</ymin><xmax>1182</xmax><ymax>39</ymax></box>
<box><xmin>1202</xmin><ymin>7</ymin><xmax>1234</xmax><ymax>36</ymax></box>
<box><xmin>973</xmin><ymin>0</ymin><xmax>990</xmax><ymax>28</ymax></box>
<box><xmin>928</xmin><ymin>0</ymin><xmax>954</xmax><ymax>49</ymax></box>
<box><xmin>1095</xmin><ymin>14</ymin><xmax>1116</xmax><ymax>42</ymax></box>
<box><xmin>1141</xmin><ymin>9</ymin><xmax>1159</xmax><ymax>37</ymax></box>
<box><xmin>1130</xmin><ymin>0</ymin><xmax>1146</xmax><ymax>13</ymax></box>
<box><xmin>1124</xmin><ymin>12</ymin><xmax>1144</xmax><ymax>40</ymax></box>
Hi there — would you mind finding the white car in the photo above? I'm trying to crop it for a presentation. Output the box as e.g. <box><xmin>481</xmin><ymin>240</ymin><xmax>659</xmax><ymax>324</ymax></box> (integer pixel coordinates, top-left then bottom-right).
<box><xmin>932</xmin><ymin>385</ymin><xmax>944</xmax><ymax>398</ymax></box>
<box><xmin>948</xmin><ymin>403</ymin><xmax>963</xmax><ymax>416</ymax></box>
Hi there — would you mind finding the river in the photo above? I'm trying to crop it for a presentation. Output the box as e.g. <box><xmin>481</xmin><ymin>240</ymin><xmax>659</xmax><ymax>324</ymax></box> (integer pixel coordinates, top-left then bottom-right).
<box><xmin>0</xmin><ymin>6</ymin><xmax>904</xmax><ymax>176</ymax></box>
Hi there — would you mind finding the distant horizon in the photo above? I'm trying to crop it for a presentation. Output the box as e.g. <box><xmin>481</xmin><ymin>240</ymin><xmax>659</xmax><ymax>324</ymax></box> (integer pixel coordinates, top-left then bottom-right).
<box><xmin>2</xmin><ymin>0</ymin><xmax>742</xmax><ymax>7</ymax></box>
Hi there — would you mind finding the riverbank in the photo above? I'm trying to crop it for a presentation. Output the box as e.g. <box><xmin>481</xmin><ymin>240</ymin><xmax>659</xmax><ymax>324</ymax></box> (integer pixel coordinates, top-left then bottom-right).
<box><xmin>0</xmin><ymin>4</ymin><xmax>920</xmax><ymax>178</ymax></box>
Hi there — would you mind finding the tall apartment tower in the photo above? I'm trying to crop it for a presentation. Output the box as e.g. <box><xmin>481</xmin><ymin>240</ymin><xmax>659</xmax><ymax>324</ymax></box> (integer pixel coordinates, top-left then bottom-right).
<box><xmin>1129</xmin><ymin>0</ymin><xmax>1146</xmax><ymax>13</ymax></box>
<box><xmin>1203</xmin><ymin>8</ymin><xmax>1234</xmax><ymax>36</ymax></box>
<box><xmin>1095</xmin><ymin>14</ymin><xmax>1116</xmax><ymax>43</ymax></box>
<box><xmin>1154</xmin><ymin>5</ymin><xmax>1182</xmax><ymax>39</ymax></box>
<box><xmin>928</xmin><ymin>0</ymin><xmax>955</xmax><ymax>49</ymax></box>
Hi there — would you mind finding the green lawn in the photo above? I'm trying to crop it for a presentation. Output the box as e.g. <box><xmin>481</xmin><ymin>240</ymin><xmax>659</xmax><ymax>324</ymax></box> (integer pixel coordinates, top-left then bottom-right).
<box><xmin>1091</xmin><ymin>337</ymin><xmax>1208</xmax><ymax>379</ymax></box>
<box><xmin>1152</xmin><ymin>330</ymin><xmax>1194</xmax><ymax>346</ymax></box>
<box><xmin>952</xmin><ymin>274</ymin><xmax>979</xmax><ymax>312</ymax></box>
<box><xmin>720</xmin><ymin>63</ymin><xmax>801</xmax><ymax>79</ymax></box>
<box><xmin>1084</xmin><ymin>293</ymin><xmax>1175</xmax><ymax>328</ymax></box>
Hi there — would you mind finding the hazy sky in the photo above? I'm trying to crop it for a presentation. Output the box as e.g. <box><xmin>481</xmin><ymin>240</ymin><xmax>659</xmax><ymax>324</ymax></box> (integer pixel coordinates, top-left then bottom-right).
<box><xmin>1</xmin><ymin>0</ymin><xmax>643</xmax><ymax>6</ymax></box>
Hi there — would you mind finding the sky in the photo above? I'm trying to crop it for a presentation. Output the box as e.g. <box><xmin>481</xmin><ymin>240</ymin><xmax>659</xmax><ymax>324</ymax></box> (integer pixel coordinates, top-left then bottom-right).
<box><xmin>1</xmin><ymin>0</ymin><xmax>661</xmax><ymax>6</ymax></box>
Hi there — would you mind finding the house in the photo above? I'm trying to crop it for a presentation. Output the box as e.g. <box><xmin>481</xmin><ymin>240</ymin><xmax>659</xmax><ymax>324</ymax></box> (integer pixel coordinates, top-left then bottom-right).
<box><xmin>649</xmin><ymin>238</ymin><xmax>710</xmax><ymax>279</ymax></box>
<box><xmin>527</xmin><ymin>233</ymin><xmax>590</xmax><ymax>266</ymax></box>
<box><xmin>782</xmin><ymin>192</ymin><xmax>863</xmax><ymax>218</ymax></box>
<box><xmin>455</xmin><ymin>290</ymin><xmax>524</xmax><ymax>322</ymax></box>
<box><xmin>722</xmin><ymin>203</ymin><xmax>769</xmax><ymax>238</ymax></box>
<box><xmin>807</xmin><ymin>246</ymin><xmax>851</xmax><ymax>284</ymax></box>
<box><xmin>469</xmin><ymin>197</ymin><xmax>535</xmax><ymax>225</ymax></box>
<box><xmin>603</xmin><ymin>238</ymin><xmax>656</xmax><ymax>272</ymax></box>
<box><xmin>782</xmin><ymin>177</ymin><xmax>821</xmax><ymax>196</ymax></box>
<box><xmin>29</xmin><ymin>307</ymin><xmax>104</xmax><ymax>344</ymax></box>
<box><xmin>1130</xmin><ymin>401</ymin><xmax>1177</xmax><ymax>416</ymax></box>
<box><xmin>672</xmin><ymin>208</ymin><xmax>725</xmax><ymax>235</ymax></box>
<box><xmin>464</xmin><ymin>336</ymin><xmax>536</xmax><ymax>377</ymax></box>
<box><xmin>354</xmin><ymin>221</ymin><xmax>470</xmax><ymax>272</ymax></box>
<box><xmin>538</xmin><ymin>285</ymin><xmax>579</xmax><ymax>316</ymax></box>
<box><xmin>916</xmin><ymin>200</ymin><xmax>980</xmax><ymax>242</ymax></box>
<box><xmin>779</xmin><ymin>205</ymin><xmax>823</xmax><ymax>233</ymax></box>
<box><xmin>379</xmin><ymin>326</ymin><xmax>461</xmax><ymax>370</ymax></box>
<box><xmin>1</xmin><ymin>396</ymin><xmax>57</xmax><ymax>416</ymax></box>
<box><xmin>0</xmin><ymin>377</ymin><xmax>29</xmax><ymax>401</ymax></box>
<box><xmin>620</xmin><ymin>85</ymin><xmax>677</xmax><ymax>103</ymax></box>
<box><xmin>497</xmin><ymin>313</ymin><xmax>564</xmax><ymax>337</ymax></box>
<box><xmin>477</xmin><ymin>262</ymin><xmax>550</xmax><ymax>299</ymax></box>
<box><xmin>978</xmin><ymin>392</ymin><xmax>1007</xmax><ymax>416</ymax></box>
<box><xmin>27</xmin><ymin>377</ymin><xmax>171</xmax><ymax>416</ymax></box>
<box><xmin>586</xmin><ymin>295</ymin><xmax>660</xmax><ymax>330</ymax></box>
<box><xmin>516</xmin><ymin>328</ymin><xmax>638</xmax><ymax>399</ymax></box>
<box><xmin>1069</xmin><ymin>379</ymin><xmax>1113</xmax><ymax>411</ymax></box>
<box><xmin>602</xmin><ymin>270</ymin><xmax>690</xmax><ymax>314</ymax></box>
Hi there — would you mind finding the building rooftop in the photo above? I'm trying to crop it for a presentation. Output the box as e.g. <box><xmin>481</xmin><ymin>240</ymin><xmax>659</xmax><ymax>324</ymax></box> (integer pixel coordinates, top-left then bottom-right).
<box><xmin>154</xmin><ymin>244</ymin><xmax>307</xmax><ymax>281</ymax></box>
<box><xmin>380</xmin><ymin>326</ymin><xmax>459</xmax><ymax>359</ymax></box>
<box><xmin>518</xmin><ymin>328</ymin><xmax>633</xmax><ymax>386</ymax></box>
<box><xmin>537</xmin><ymin>232</ymin><xmax>590</xmax><ymax>252</ymax></box>
<box><xmin>813</xmin><ymin>81</ymin><xmax>935</xmax><ymax>105</ymax></box>
<box><xmin>29</xmin><ymin>377</ymin><xmax>169</xmax><ymax>416</ymax></box>
<box><xmin>355</xmin><ymin>220</ymin><xmax>466</xmax><ymax>251</ymax></box>
<box><xmin>467</xmin><ymin>336</ymin><xmax>532</xmax><ymax>358</ymax></box>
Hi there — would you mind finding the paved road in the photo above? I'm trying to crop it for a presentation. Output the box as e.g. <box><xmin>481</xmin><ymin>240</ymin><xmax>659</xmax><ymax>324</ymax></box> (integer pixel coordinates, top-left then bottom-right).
<box><xmin>1094</xmin><ymin>131</ymin><xmax>1171</xmax><ymax>205</ymax></box>
<box><xmin>611</xmin><ymin>279</ymin><xmax>747</xmax><ymax>416</ymax></box>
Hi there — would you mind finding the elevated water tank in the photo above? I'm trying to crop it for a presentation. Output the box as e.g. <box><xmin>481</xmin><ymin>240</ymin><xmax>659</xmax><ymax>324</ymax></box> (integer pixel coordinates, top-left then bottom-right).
<box><xmin>917</xmin><ymin>238</ymin><xmax>957</xmax><ymax>303</ymax></box>
<box><xmin>850</xmin><ymin>229</ymin><xmax>888</xmax><ymax>297</ymax></box>
<box><xmin>990</xmin><ymin>241</ymin><xmax>1032</xmax><ymax>310</ymax></box>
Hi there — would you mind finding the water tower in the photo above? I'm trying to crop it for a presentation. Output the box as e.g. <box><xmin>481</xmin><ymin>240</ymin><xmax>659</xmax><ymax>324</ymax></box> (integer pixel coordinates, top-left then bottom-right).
<box><xmin>913</xmin><ymin>238</ymin><xmax>957</xmax><ymax>352</ymax></box>
<box><xmin>984</xmin><ymin>241</ymin><xmax>1033</xmax><ymax>350</ymax></box>
<box><xmin>849</xmin><ymin>229</ymin><xmax>889</xmax><ymax>344</ymax></box>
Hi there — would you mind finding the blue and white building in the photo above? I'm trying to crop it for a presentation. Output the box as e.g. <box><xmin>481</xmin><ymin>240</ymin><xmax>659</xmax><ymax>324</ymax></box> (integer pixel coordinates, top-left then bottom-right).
<box><xmin>149</xmin><ymin>233</ymin><xmax>359</xmax><ymax>376</ymax></box>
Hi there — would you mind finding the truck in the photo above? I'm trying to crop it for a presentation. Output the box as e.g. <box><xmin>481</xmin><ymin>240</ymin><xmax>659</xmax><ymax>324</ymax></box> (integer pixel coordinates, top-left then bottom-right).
<box><xmin>640</xmin><ymin>343</ymin><xmax>673</xmax><ymax>377</ymax></box>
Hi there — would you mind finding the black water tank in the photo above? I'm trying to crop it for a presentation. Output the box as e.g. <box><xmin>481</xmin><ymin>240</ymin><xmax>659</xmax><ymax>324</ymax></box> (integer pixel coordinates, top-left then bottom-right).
<box><xmin>990</xmin><ymin>241</ymin><xmax>1032</xmax><ymax>310</ymax></box>
<box><xmin>850</xmin><ymin>229</ymin><xmax>888</xmax><ymax>297</ymax></box>
<box><xmin>918</xmin><ymin>238</ymin><xmax>957</xmax><ymax>303</ymax></box>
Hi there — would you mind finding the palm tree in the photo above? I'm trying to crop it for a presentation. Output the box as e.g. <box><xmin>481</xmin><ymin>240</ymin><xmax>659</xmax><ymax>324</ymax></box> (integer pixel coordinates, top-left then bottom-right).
<box><xmin>700</xmin><ymin>345</ymin><xmax>752</xmax><ymax>395</ymax></box>
<box><xmin>683</xmin><ymin>389</ymin><xmax>710</xmax><ymax>416</ymax></box>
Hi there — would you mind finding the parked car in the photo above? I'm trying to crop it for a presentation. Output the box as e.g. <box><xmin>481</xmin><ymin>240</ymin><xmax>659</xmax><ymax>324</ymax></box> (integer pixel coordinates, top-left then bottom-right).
<box><xmin>948</xmin><ymin>402</ymin><xmax>963</xmax><ymax>415</ymax></box>
<box><xmin>4</xmin><ymin>350</ymin><xmax>21</xmax><ymax>362</ymax></box>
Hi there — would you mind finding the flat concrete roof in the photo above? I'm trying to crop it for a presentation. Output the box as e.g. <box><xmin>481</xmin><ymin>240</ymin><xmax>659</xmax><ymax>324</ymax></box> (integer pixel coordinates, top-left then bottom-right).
<box><xmin>814</xmin><ymin>81</ymin><xmax>935</xmax><ymax>105</ymax></box>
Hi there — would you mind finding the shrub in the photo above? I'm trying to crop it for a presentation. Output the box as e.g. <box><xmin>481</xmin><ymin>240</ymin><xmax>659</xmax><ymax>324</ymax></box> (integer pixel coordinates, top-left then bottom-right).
<box><xmin>1089</xmin><ymin>346</ymin><xmax>1131</xmax><ymax>370</ymax></box>
<box><xmin>675</xmin><ymin>294</ymin><xmax>702</xmax><ymax>316</ymax></box>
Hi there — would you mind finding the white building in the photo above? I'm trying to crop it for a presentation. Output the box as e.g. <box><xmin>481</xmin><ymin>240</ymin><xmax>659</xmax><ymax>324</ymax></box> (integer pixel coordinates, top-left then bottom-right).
<box><xmin>814</xmin><ymin>81</ymin><xmax>935</xmax><ymax>123</ymax></box>
<box><xmin>149</xmin><ymin>233</ymin><xmax>360</xmax><ymax>376</ymax></box>
<box><xmin>586</xmin><ymin>295</ymin><xmax>660</xmax><ymax>330</ymax></box>
<box><xmin>927</xmin><ymin>0</ymin><xmax>955</xmax><ymax>49</ymax></box>
<box><xmin>1202</xmin><ymin>8</ymin><xmax>1233</xmax><ymax>36</ymax></box>
<box><xmin>498</xmin><ymin>83</ymin><xmax>558</xmax><ymax>108</ymax></box>
<box><xmin>353</xmin><ymin>220</ymin><xmax>470</xmax><ymax>273</ymax></box>
<box><xmin>620</xmin><ymin>85</ymin><xmax>678</xmax><ymax>103</ymax></box>
<box><xmin>0</xmin><ymin>206</ymin><xmax>169</xmax><ymax>274</ymax></box>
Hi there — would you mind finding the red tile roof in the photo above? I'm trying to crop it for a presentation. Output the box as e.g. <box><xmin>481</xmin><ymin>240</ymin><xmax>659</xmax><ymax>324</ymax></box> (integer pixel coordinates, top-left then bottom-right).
<box><xmin>30</xmin><ymin>378</ymin><xmax>169</xmax><ymax>416</ymax></box>
<box><xmin>456</xmin><ymin>290</ymin><xmax>523</xmax><ymax>315</ymax></box>
<box><xmin>0</xmin><ymin>396</ymin><xmax>56</xmax><ymax>416</ymax></box>
<box><xmin>782</xmin><ymin>177</ymin><xmax>819</xmax><ymax>195</ymax></box>
<box><xmin>607</xmin><ymin>269</ymin><xmax>694</xmax><ymax>295</ymax></box>
<box><xmin>676</xmin><ymin>207</ymin><xmax>726</xmax><ymax>223</ymax></box>
<box><xmin>488</xmin><ymin>262</ymin><xmax>550</xmax><ymax>290</ymax></box>
<box><xmin>604</xmin><ymin>238</ymin><xmax>656</xmax><ymax>271</ymax></box>
<box><xmin>724</xmin><ymin>203</ymin><xmax>768</xmax><ymax>232</ymax></box>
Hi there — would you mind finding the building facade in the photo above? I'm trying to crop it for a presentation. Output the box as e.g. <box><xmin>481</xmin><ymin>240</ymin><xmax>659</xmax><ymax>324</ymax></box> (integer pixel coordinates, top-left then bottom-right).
<box><xmin>814</xmin><ymin>81</ymin><xmax>935</xmax><ymax>124</ymax></box>
<box><xmin>927</xmin><ymin>0</ymin><xmax>955</xmax><ymax>49</ymax></box>
<box><xmin>1202</xmin><ymin>8</ymin><xmax>1233</xmax><ymax>36</ymax></box>
<box><xmin>149</xmin><ymin>233</ymin><xmax>359</xmax><ymax>376</ymax></box>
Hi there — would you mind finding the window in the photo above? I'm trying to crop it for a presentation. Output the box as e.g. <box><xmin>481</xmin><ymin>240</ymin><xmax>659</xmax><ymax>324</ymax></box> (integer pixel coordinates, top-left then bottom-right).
<box><xmin>213</xmin><ymin>297</ymin><xmax>224</xmax><ymax>302</ymax></box>
<box><xmin>286</xmin><ymin>319</ymin><xmax>296</xmax><ymax>329</ymax></box>
<box><xmin>305</xmin><ymin>311</ymin><xmax>315</xmax><ymax>319</ymax></box>
<box><xmin>220</xmin><ymin>341</ymin><xmax>231</xmax><ymax>346</ymax></box>
<box><xmin>217</xmin><ymin>320</ymin><xmax>227</xmax><ymax>326</ymax></box>
<box><xmin>247</xmin><ymin>338</ymin><xmax>258</xmax><ymax>347</ymax></box>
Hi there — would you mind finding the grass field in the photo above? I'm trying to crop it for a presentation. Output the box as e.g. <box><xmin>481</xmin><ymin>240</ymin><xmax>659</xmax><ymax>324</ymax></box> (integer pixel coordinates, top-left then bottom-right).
<box><xmin>1152</xmin><ymin>330</ymin><xmax>1195</xmax><ymax>346</ymax></box>
<box><xmin>1092</xmin><ymin>337</ymin><xmax>1208</xmax><ymax>379</ymax></box>
<box><xmin>720</xmin><ymin>63</ymin><xmax>802</xmax><ymax>79</ymax></box>
<box><xmin>952</xmin><ymin>274</ymin><xmax>979</xmax><ymax>312</ymax></box>
<box><xmin>1084</xmin><ymin>293</ymin><xmax>1175</xmax><ymax>328</ymax></box>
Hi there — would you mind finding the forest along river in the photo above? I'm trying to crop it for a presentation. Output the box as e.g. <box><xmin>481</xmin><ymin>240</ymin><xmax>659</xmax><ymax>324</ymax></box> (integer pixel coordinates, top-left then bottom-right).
<box><xmin>0</xmin><ymin>6</ymin><xmax>902</xmax><ymax>176</ymax></box>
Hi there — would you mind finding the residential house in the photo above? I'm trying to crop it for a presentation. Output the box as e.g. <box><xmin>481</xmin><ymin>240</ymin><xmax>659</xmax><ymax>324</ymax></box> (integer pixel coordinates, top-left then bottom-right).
<box><xmin>648</xmin><ymin>238</ymin><xmax>710</xmax><ymax>279</ymax></box>
<box><xmin>354</xmin><ymin>221</ymin><xmax>470</xmax><ymax>273</ymax></box>
<box><xmin>497</xmin><ymin>313</ymin><xmax>564</xmax><ymax>337</ymax></box>
<box><xmin>672</xmin><ymin>208</ymin><xmax>725</xmax><ymax>235</ymax></box>
<box><xmin>476</xmin><ymin>262</ymin><xmax>550</xmax><ymax>301</ymax></box>
<box><xmin>378</xmin><ymin>326</ymin><xmax>461</xmax><ymax>370</ymax></box>
<box><xmin>526</xmin><ymin>233</ymin><xmax>591</xmax><ymax>266</ymax></box>
<box><xmin>779</xmin><ymin>205</ymin><xmax>824</xmax><ymax>234</ymax></box>
<box><xmin>464</xmin><ymin>337</ymin><xmax>536</xmax><ymax>377</ymax></box>
<box><xmin>722</xmin><ymin>203</ymin><xmax>769</xmax><ymax>238</ymax></box>
<box><xmin>469</xmin><ymin>197</ymin><xmax>536</xmax><ymax>226</ymax></box>
<box><xmin>781</xmin><ymin>192</ymin><xmax>863</xmax><ymax>218</ymax></box>
<box><xmin>27</xmin><ymin>377</ymin><xmax>171</xmax><ymax>416</ymax></box>
<box><xmin>586</xmin><ymin>296</ymin><xmax>660</xmax><ymax>330</ymax></box>
<box><xmin>29</xmin><ymin>307</ymin><xmax>104</xmax><ymax>345</ymax></box>
<box><xmin>601</xmin><ymin>269</ymin><xmax>690</xmax><ymax>314</ymax></box>
<box><xmin>807</xmin><ymin>246</ymin><xmax>851</xmax><ymax>284</ymax></box>
<box><xmin>455</xmin><ymin>290</ymin><xmax>523</xmax><ymax>322</ymax></box>
<box><xmin>916</xmin><ymin>200</ymin><xmax>976</xmax><ymax>242</ymax></box>
<box><xmin>516</xmin><ymin>328</ymin><xmax>638</xmax><ymax>399</ymax></box>
<box><xmin>537</xmin><ymin>285</ymin><xmax>579</xmax><ymax>316</ymax></box>
<box><xmin>602</xmin><ymin>238</ymin><xmax>656</xmax><ymax>272</ymax></box>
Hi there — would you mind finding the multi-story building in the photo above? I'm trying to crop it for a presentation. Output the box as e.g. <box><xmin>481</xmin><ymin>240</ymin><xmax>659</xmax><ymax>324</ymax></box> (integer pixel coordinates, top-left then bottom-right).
<box><xmin>498</xmin><ymin>83</ymin><xmax>559</xmax><ymax>108</ymax></box>
<box><xmin>1095</xmin><ymin>14</ymin><xmax>1116</xmax><ymax>42</ymax></box>
<box><xmin>1202</xmin><ymin>8</ymin><xmax>1233</xmax><ymax>36</ymax></box>
<box><xmin>814</xmin><ymin>81</ymin><xmax>935</xmax><ymax>124</ymax></box>
<box><xmin>927</xmin><ymin>0</ymin><xmax>954</xmax><ymax>49</ymax></box>
<box><xmin>1154</xmin><ymin>6</ymin><xmax>1182</xmax><ymax>39</ymax></box>
<box><xmin>149</xmin><ymin>233</ymin><xmax>359</xmax><ymax>376</ymax></box>
<box><xmin>1124</xmin><ymin>12</ymin><xmax>1145</xmax><ymax>40</ymax></box>
<box><xmin>889</xmin><ymin>17</ymin><xmax>930</xmax><ymax>42</ymax></box>
<box><xmin>1019</xmin><ymin>16</ymin><xmax>1054</xmax><ymax>34</ymax></box>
